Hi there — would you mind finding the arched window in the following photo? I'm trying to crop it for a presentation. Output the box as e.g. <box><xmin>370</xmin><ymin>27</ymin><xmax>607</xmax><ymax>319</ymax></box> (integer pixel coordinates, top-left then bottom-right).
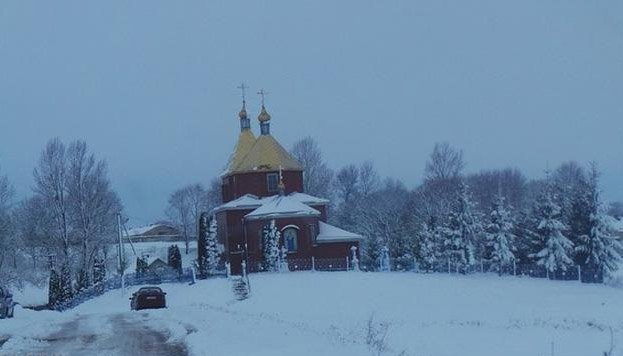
<box><xmin>282</xmin><ymin>228</ymin><xmax>298</xmax><ymax>252</ymax></box>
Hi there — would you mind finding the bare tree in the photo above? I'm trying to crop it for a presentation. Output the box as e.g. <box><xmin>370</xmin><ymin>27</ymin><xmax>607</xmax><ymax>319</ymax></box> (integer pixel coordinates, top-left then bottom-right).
<box><xmin>167</xmin><ymin>184</ymin><xmax>206</xmax><ymax>254</ymax></box>
<box><xmin>33</xmin><ymin>138</ymin><xmax>71</xmax><ymax>262</ymax></box>
<box><xmin>66</xmin><ymin>141</ymin><xmax>120</xmax><ymax>284</ymax></box>
<box><xmin>186</xmin><ymin>184</ymin><xmax>206</xmax><ymax>236</ymax></box>
<box><xmin>467</xmin><ymin>168</ymin><xmax>527</xmax><ymax>213</ymax></box>
<box><xmin>424</xmin><ymin>142</ymin><xmax>465</xmax><ymax>182</ymax></box>
<box><xmin>13</xmin><ymin>196</ymin><xmax>56</xmax><ymax>269</ymax></box>
<box><xmin>359</xmin><ymin>161</ymin><xmax>380</xmax><ymax>198</ymax></box>
<box><xmin>205</xmin><ymin>178</ymin><xmax>223</xmax><ymax>213</ymax></box>
<box><xmin>0</xmin><ymin>168</ymin><xmax>15</xmax><ymax>281</ymax></box>
<box><xmin>290</xmin><ymin>137</ymin><xmax>334</xmax><ymax>198</ymax></box>
<box><xmin>334</xmin><ymin>164</ymin><xmax>360</xmax><ymax>204</ymax></box>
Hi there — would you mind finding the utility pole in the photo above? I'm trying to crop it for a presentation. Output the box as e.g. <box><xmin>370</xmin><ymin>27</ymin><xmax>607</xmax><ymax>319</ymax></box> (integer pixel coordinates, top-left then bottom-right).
<box><xmin>117</xmin><ymin>212</ymin><xmax>125</xmax><ymax>290</ymax></box>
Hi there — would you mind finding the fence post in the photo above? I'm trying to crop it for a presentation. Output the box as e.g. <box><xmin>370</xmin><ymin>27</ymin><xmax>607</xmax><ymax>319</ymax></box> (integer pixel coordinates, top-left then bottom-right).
<box><xmin>577</xmin><ymin>265</ymin><xmax>581</xmax><ymax>282</ymax></box>
<box><xmin>226</xmin><ymin>262</ymin><xmax>231</xmax><ymax>279</ymax></box>
<box><xmin>480</xmin><ymin>261</ymin><xmax>484</xmax><ymax>273</ymax></box>
<box><xmin>311</xmin><ymin>256</ymin><xmax>316</xmax><ymax>272</ymax></box>
<box><xmin>346</xmin><ymin>256</ymin><xmax>350</xmax><ymax>271</ymax></box>
<box><xmin>351</xmin><ymin>246</ymin><xmax>360</xmax><ymax>272</ymax></box>
<box><xmin>190</xmin><ymin>267</ymin><xmax>196</xmax><ymax>284</ymax></box>
<box><xmin>513</xmin><ymin>260</ymin><xmax>516</xmax><ymax>277</ymax></box>
<box><xmin>448</xmin><ymin>258</ymin><xmax>451</xmax><ymax>274</ymax></box>
<box><xmin>241</xmin><ymin>260</ymin><xmax>247</xmax><ymax>279</ymax></box>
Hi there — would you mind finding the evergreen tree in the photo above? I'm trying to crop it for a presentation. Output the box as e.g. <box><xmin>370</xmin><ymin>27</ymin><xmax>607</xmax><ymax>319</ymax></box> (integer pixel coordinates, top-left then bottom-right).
<box><xmin>418</xmin><ymin>221</ymin><xmax>440</xmax><ymax>272</ymax></box>
<box><xmin>75</xmin><ymin>268</ymin><xmax>90</xmax><ymax>293</ymax></box>
<box><xmin>531</xmin><ymin>181</ymin><xmax>574</xmax><ymax>274</ymax></box>
<box><xmin>263</xmin><ymin>220</ymin><xmax>280</xmax><ymax>272</ymax></box>
<box><xmin>135</xmin><ymin>256</ymin><xmax>148</xmax><ymax>277</ymax></box>
<box><xmin>205</xmin><ymin>216</ymin><xmax>220</xmax><ymax>275</ymax></box>
<box><xmin>362</xmin><ymin>235</ymin><xmax>383</xmax><ymax>271</ymax></box>
<box><xmin>197</xmin><ymin>213</ymin><xmax>209</xmax><ymax>278</ymax></box>
<box><xmin>59</xmin><ymin>263</ymin><xmax>73</xmax><ymax>304</ymax></box>
<box><xmin>575</xmin><ymin>165</ymin><xmax>623</xmax><ymax>279</ymax></box>
<box><xmin>567</xmin><ymin>180</ymin><xmax>592</xmax><ymax>264</ymax></box>
<box><xmin>485</xmin><ymin>194</ymin><xmax>516</xmax><ymax>274</ymax></box>
<box><xmin>167</xmin><ymin>245</ymin><xmax>182</xmax><ymax>274</ymax></box>
<box><xmin>92</xmin><ymin>257</ymin><xmax>106</xmax><ymax>285</ymax></box>
<box><xmin>48</xmin><ymin>269</ymin><xmax>61</xmax><ymax>308</ymax></box>
<box><xmin>442</xmin><ymin>182</ymin><xmax>480</xmax><ymax>272</ymax></box>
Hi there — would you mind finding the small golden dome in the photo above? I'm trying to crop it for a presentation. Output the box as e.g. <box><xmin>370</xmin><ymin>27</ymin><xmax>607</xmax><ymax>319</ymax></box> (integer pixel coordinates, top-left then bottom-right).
<box><xmin>258</xmin><ymin>105</ymin><xmax>271</xmax><ymax>122</ymax></box>
<box><xmin>238</xmin><ymin>101</ymin><xmax>248</xmax><ymax>119</ymax></box>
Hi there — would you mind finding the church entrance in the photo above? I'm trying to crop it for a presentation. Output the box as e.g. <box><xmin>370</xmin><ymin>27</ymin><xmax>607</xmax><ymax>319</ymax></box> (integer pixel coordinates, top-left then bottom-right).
<box><xmin>229</xmin><ymin>251</ymin><xmax>244</xmax><ymax>275</ymax></box>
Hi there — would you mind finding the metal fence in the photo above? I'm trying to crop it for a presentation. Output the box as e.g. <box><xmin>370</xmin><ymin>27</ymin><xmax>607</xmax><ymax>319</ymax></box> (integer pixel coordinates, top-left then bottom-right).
<box><xmin>233</xmin><ymin>255</ymin><xmax>604</xmax><ymax>284</ymax></box>
<box><xmin>361</xmin><ymin>257</ymin><xmax>605</xmax><ymax>284</ymax></box>
<box><xmin>54</xmin><ymin>267</ymin><xmax>196</xmax><ymax>311</ymax></box>
<box><xmin>243</xmin><ymin>256</ymin><xmax>353</xmax><ymax>273</ymax></box>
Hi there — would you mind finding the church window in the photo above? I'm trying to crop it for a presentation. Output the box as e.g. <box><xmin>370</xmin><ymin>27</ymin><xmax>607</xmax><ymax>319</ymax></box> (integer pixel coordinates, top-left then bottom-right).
<box><xmin>283</xmin><ymin>228</ymin><xmax>298</xmax><ymax>252</ymax></box>
<box><xmin>267</xmin><ymin>173</ymin><xmax>279</xmax><ymax>192</ymax></box>
<box><xmin>308</xmin><ymin>224</ymin><xmax>317</xmax><ymax>244</ymax></box>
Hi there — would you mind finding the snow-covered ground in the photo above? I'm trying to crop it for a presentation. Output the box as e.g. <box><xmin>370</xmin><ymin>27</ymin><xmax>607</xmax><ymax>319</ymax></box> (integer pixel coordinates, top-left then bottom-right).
<box><xmin>1</xmin><ymin>272</ymin><xmax>622</xmax><ymax>356</ymax></box>
<box><xmin>10</xmin><ymin>282</ymin><xmax>48</xmax><ymax>307</ymax></box>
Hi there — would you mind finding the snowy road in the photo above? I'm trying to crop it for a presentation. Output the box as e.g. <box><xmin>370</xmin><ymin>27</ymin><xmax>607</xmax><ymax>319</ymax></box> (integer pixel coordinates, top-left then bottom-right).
<box><xmin>10</xmin><ymin>312</ymin><xmax>189</xmax><ymax>356</ymax></box>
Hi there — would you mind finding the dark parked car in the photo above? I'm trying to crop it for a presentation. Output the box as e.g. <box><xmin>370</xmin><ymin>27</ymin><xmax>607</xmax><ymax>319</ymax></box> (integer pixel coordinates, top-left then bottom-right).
<box><xmin>0</xmin><ymin>286</ymin><xmax>14</xmax><ymax>319</ymax></box>
<box><xmin>130</xmin><ymin>286</ymin><xmax>166</xmax><ymax>310</ymax></box>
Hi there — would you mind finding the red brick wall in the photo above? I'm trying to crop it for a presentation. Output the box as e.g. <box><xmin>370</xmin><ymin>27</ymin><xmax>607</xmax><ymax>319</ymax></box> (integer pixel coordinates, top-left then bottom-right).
<box><xmin>222</xmin><ymin>170</ymin><xmax>303</xmax><ymax>202</ymax></box>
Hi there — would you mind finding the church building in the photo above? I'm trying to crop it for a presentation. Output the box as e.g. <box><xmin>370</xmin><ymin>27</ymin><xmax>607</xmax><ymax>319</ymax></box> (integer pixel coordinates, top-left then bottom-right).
<box><xmin>212</xmin><ymin>94</ymin><xmax>363</xmax><ymax>274</ymax></box>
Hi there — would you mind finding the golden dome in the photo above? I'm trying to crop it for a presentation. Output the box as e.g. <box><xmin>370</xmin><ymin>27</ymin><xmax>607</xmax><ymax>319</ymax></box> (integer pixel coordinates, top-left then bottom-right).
<box><xmin>238</xmin><ymin>101</ymin><xmax>247</xmax><ymax>119</ymax></box>
<box><xmin>258</xmin><ymin>105</ymin><xmax>271</xmax><ymax>122</ymax></box>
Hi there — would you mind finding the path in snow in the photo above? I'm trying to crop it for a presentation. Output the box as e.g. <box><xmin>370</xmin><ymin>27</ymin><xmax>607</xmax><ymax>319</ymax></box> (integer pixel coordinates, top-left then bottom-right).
<box><xmin>26</xmin><ymin>313</ymin><xmax>189</xmax><ymax>356</ymax></box>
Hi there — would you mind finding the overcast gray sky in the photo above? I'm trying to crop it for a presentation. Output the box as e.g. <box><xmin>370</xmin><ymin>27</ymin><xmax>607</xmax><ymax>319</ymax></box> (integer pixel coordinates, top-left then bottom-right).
<box><xmin>1</xmin><ymin>1</ymin><xmax>622</xmax><ymax>226</ymax></box>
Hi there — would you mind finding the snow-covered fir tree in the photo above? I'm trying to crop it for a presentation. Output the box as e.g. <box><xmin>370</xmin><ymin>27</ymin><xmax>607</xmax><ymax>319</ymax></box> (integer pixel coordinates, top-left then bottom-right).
<box><xmin>92</xmin><ymin>257</ymin><xmax>106</xmax><ymax>285</ymax></box>
<box><xmin>59</xmin><ymin>263</ymin><xmax>73</xmax><ymax>304</ymax></box>
<box><xmin>75</xmin><ymin>268</ymin><xmax>90</xmax><ymax>293</ymax></box>
<box><xmin>442</xmin><ymin>182</ymin><xmax>480</xmax><ymax>272</ymax></box>
<box><xmin>418</xmin><ymin>221</ymin><xmax>440</xmax><ymax>272</ymax></box>
<box><xmin>167</xmin><ymin>245</ymin><xmax>182</xmax><ymax>274</ymax></box>
<box><xmin>48</xmin><ymin>269</ymin><xmax>61</xmax><ymax>308</ymax></box>
<box><xmin>205</xmin><ymin>216</ymin><xmax>220</xmax><ymax>275</ymax></box>
<box><xmin>531</xmin><ymin>181</ymin><xmax>573</xmax><ymax>273</ymax></box>
<box><xmin>574</xmin><ymin>165</ymin><xmax>623</xmax><ymax>278</ymax></box>
<box><xmin>263</xmin><ymin>220</ymin><xmax>280</xmax><ymax>272</ymax></box>
<box><xmin>197</xmin><ymin>214</ymin><xmax>209</xmax><ymax>278</ymax></box>
<box><xmin>135</xmin><ymin>256</ymin><xmax>148</xmax><ymax>277</ymax></box>
<box><xmin>485</xmin><ymin>194</ymin><xmax>516</xmax><ymax>273</ymax></box>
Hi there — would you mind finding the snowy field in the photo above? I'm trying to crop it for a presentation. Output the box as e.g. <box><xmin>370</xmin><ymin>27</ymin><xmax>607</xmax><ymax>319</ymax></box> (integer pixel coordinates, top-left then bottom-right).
<box><xmin>1</xmin><ymin>272</ymin><xmax>622</xmax><ymax>356</ymax></box>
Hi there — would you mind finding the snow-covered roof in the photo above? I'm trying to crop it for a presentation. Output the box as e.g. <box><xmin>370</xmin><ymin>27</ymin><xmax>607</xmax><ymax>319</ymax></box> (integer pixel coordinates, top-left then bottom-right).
<box><xmin>316</xmin><ymin>221</ymin><xmax>363</xmax><ymax>243</ymax></box>
<box><xmin>214</xmin><ymin>192</ymin><xmax>329</xmax><ymax>214</ymax></box>
<box><xmin>245</xmin><ymin>195</ymin><xmax>321</xmax><ymax>220</ymax></box>
<box><xmin>215</xmin><ymin>194</ymin><xmax>264</xmax><ymax>211</ymax></box>
<box><xmin>288</xmin><ymin>192</ymin><xmax>330</xmax><ymax>205</ymax></box>
<box><xmin>125</xmin><ymin>224</ymin><xmax>162</xmax><ymax>237</ymax></box>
